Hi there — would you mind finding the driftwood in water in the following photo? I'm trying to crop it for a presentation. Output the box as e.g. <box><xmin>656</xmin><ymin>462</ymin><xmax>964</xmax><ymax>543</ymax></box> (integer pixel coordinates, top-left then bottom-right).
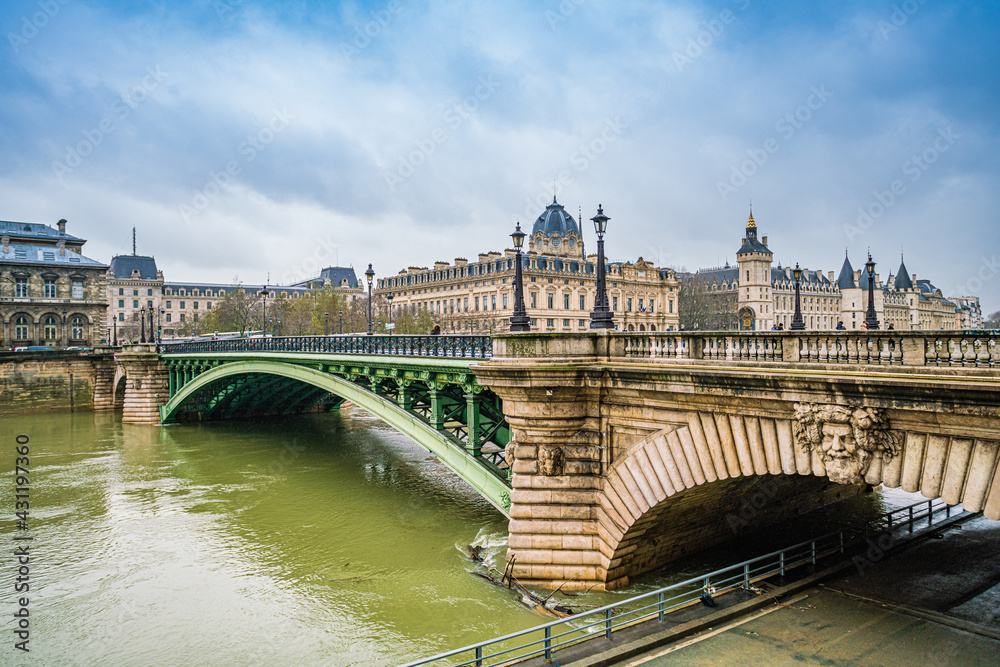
<box><xmin>470</xmin><ymin>560</ymin><xmax>577</xmax><ymax>618</ymax></box>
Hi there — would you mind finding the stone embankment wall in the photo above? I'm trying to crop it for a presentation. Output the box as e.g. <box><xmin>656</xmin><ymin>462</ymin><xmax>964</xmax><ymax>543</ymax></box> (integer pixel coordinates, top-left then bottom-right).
<box><xmin>0</xmin><ymin>351</ymin><xmax>115</xmax><ymax>415</ymax></box>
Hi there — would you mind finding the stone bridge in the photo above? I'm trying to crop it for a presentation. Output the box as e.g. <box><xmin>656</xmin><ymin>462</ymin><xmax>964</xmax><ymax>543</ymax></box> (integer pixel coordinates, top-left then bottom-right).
<box><xmin>104</xmin><ymin>330</ymin><xmax>1000</xmax><ymax>591</ymax></box>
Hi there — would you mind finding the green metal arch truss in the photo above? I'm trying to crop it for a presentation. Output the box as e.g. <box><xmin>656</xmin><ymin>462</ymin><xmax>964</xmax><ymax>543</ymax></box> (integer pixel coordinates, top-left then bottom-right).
<box><xmin>159</xmin><ymin>359</ymin><xmax>511</xmax><ymax>517</ymax></box>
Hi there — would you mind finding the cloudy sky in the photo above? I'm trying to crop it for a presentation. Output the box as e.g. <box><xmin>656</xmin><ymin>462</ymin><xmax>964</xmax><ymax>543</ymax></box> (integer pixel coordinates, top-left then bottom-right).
<box><xmin>2</xmin><ymin>0</ymin><xmax>998</xmax><ymax>312</ymax></box>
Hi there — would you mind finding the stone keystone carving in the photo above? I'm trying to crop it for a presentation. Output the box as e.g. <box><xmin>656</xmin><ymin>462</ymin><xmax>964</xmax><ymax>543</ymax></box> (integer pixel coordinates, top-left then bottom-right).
<box><xmin>793</xmin><ymin>403</ymin><xmax>900</xmax><ymax>485</ymax></box>
<box><xmin>537</xmin><ymin>444</ymin><xmax>564</xmax><ymax>476</ymax></box>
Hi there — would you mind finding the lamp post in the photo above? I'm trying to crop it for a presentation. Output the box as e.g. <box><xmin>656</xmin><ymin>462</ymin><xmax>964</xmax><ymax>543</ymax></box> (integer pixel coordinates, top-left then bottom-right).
<box><xmin>324</xmin><ymin>311</ymin><xmax>329</xmax><ymax>336</ymax></box>
<box><xmin>865</xmin><ymin>252</ymin><xmax>880</xmax><ymax>330</ymax></box>
<box><xmin>113</xmin><ymin>317</ymin><xmax>117</xmax><ymax>346</ymax></box>
<box><xmin>791</xmin><ymin>263</ymin><xmax>805</xmax><ymax>330</ymax></box>
<box><xmin>260</xmin><ymin>285</ymin><xmax>270</xmax><ymax>335</ymax></box>
<box><xmin>386</xmin><ymin>293</ymin><xmax>394</xmax><ymax>335</ymax></box>
<box><xmin>140</xmin><ymin>307</ymin><xmax>147</xmax><ymax>343</ymax></box>
<box><xmin>509</xmin><ymin>222</ymin><xmax>530</xmax><ymax>332</ymax></box>
<box><xmin>589</xmin><ymin>205</ymin><xmax>614</xmax><ymax>329</ymax></box>
<box><xmin>277</xmin><ymin>318</ymin><xmax>281</xmax><ymax>337</ymax></box>
<box><xmin>338</xmin><ymin>310</ymin><xmax>343</xmax><ymax>335</ymax></box>
<box><xmin>61</xmin><ymin>308</ymin><xmax>67</xmax><ymax>347</ymax></box>
<box><xmin>268</xmin><ymin>317</ymin><xmax>273</xmax><ymax>337</ymax></box>
<box><xmin>158</xmin><ymin>309</ymin><xmax>164</xmax><ymax>346</ymax></box>
<box><xmin>365</xmin><ymin>263</ymin><xmax>375</xmax><ymax>335</ymax></box>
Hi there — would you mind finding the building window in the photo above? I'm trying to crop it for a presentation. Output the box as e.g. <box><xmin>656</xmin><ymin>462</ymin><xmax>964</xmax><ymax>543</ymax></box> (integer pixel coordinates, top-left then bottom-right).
<box><xmin>193</xmin><ymin>301</ymin><xmax>198</xmax><ymax>310</ymax></box>
<box><xmin>547</xmin><ymin>318</ymin><xmax>554</xmax><ymax>327</ymax></box>
<box><xmin>563</xmin><ymin>319</ymin><xmax>570</xmax><ymax>327</ymax></box>
<box><xmin>502</xmin><ymin>294</ymin><xmax>508</xmax><ymax>309</ymax></box>
<box><xmin>148</xmin><ymin>300</ymin><xmax>153</xmax><ymax>308</ymax></box>
<box><xmin>579</xmin><ymin>319</ymin><xmax>586</xmax><ymax>327</ymax></box>
<box><xmin>118</xmin><ymin>313</ymin><xmax>124</xmax><ymax>321</ymax></box>
<box><xmin>166</xmin><ymin>313</ymin><xmax>172</xmax><ymax>323</ymax></box>
<box><xmin>13</xmin><ymin>317</ymin><xmax>28</xmax><ymax>340</ymax></box>
<box><xmin>44</xmin><ymin>279</ymin><xmax>57</xmax><ymax>298</ymax></box>
<box><xmin>491</xmin><ymin>295</ymin><xmax>496</xmax><ymax>310</ymax></box>
<box><xmin>530</xmin><ymin>293</ymin><xmax>537</xmax><ymax>309</ymax></box>
<box><xmin>119</xmin><ymin>300</ymin><xmax>125</xmax><ymax>308</ymax></box>
<box><xmin>669</xmin><ymin>300</ymin><xmax>674</xmax><ymax>313</ymax></box>
<box><xmin>70</xmin><ymin>316</ymin><xmax>84</xmax><ymax>340</ymax></box>
<box><xmin>580</xmin><ymin>295</ymin><xmax>585</xmax><ymax>310</ymax></box>
<box><xmin>72</xmin><ymin>280</ymin><xmax>83</xmax><ymax>299</ymax></box>
<box><xmin>180</xmin><ymin>301</ymin><xmax>185</xmax><ymax>309</ymax></box>
<box><xmin>43</xmin><ymin>316</ymin><xmax>57</xmax><ymax>340</ymax></box>
<box><xmin>627</xmin><ymin>298</ymin><xmax>632</xmax><ymax>312</ymax></box>
<box><xmin>148</xmin><ymin>289</ymin><xmax>153</xmax><ymax>296</ymax></box>
<box><xmin>180</xmin><ymin>314</ymin><xmax>185</xmax><ymax>322</ymax></box>
<box><xmin>118</xmin><ymin>288</ymin><xmax>124</xmax><ymax>295</ymax></box>
<box><xmin>207</xmin><ymin>302</ymin><xmax>212</xmax><ymax>309</ymax></box>
<box><xmin>639</xmin><ymin>298</ymin><xmax>644</xmax><ymax>312</ymax></box>
<box><xmin>133</xmin><ymin>300</ymin><xmax>139</xmax><ymax>309</ymax></box>
<box><xmin>475</xmin><ymin>296</ymin><xmax>480</xmax><ymax>311</ymax></box>
<box><xmin>564</xmin><ymin>294</ymin><xmax>570</xmax><ymax>309</ymax></box>
<box><xmin>133</xmin><ymin>289</ymin><xmax>139</xmax><ymax>296</ymax></box>
<box><xmin>613</xmin><ymin>296</ymin><xmax>618</xmax><ymax>311</ymax></box>
<box><xmin>547</xmin><ymin>294</ymin><xmax>554</xmax><ymax>309</ymax></box>
<box><xmin>166</xmin><ymin>301</ymin><xmax>171</xmax><ymax>308</ymax></box>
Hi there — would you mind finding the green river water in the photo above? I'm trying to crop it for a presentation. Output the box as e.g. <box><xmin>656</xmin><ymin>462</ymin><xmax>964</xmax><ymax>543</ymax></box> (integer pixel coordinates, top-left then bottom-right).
<box><xmin>0</xmin><ymin>407</ymin><xmax>908</xmax><ymax>666</ymax></box>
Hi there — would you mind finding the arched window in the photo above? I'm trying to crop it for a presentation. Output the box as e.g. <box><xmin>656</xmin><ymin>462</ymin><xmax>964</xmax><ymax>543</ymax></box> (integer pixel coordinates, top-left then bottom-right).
<box><xmin>14</xmin><ymin>316</ymin><xmax>29</xmax><ymax>340</ymax></box>
<box><xmin>71</xmin><ymin>316</ymin><xmax>85</xmax><ymax>340</ymax></box>
<box><xmin>43</xmin><ymin>316</ymin><xmax>58</xmax><ymax>340</ymax></box>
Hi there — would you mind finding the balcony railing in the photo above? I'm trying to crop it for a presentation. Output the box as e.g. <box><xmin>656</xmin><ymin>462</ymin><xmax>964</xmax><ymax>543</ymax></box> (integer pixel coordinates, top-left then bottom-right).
<box><xmin>159</xmin><ymin>334</ymin><xmax>493</xmax><ymax>359</ymax></box>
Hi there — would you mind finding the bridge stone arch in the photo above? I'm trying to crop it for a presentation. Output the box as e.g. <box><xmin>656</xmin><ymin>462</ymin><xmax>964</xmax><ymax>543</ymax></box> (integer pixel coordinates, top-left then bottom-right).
<box><xmin>596</xmin><ymin>413</ymin><xmax>1000</xmax><ymax>589</ymax></box>
<box><xmin>160</xmin><ymin>359</ymin><xmax>512</xmax><ymax>516</ymax></box>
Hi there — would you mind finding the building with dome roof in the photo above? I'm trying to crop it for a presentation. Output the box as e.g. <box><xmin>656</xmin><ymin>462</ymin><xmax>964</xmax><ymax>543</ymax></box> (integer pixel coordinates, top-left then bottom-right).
<box><xmin>682</xmin><ymin>210</ymin><xmax>981</xmax><ymax>331</ymax></box>
<box><xmin>375</xmin><ymin>197</ymin><xmax>681</xmax><ymax>333</ymax></box>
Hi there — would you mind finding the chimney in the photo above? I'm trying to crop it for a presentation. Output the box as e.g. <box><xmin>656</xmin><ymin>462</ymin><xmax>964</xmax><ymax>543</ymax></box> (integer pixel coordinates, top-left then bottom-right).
<box><xmin>2</xmin><ymin>234</ymin><xmax>8</xmax><ymax>253</ymax></box>
<box><xmin>57</xmin><ymin>219</ymin><xmax>67</xmax><ymax>234</ymax></box>
<box><xmin>828</xmin><ymin>271</ymin><xmax>834</xmax><ymax>281</ymax></box>
<box><xmin>912</xmin><ymin>273</ymin><xmax>917</xmax><ymax>285</ymax></box>
<box><xmin>58</xmin><ymin>239</ymin><xmax>66</xmax><ymax>256</ymax></box>
<box><xmin>762</xmin><ymin>235</ymin><xmax>768</xmax><ymax>247</ymax></box>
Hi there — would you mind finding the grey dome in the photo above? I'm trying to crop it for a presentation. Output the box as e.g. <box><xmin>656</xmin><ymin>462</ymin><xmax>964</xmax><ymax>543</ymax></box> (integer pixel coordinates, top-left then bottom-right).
<box><xmin>532</xmin><ymin>196</ymin><xmax>580</xmax><ymax>237</ymax></box>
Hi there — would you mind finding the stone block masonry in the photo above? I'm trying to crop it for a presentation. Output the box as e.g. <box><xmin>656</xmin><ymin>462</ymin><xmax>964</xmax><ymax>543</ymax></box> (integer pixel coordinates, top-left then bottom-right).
<box><xmin>0</xmin><ymin>350</ymin><xmax>115</xmax><ymax>416</ymax></box>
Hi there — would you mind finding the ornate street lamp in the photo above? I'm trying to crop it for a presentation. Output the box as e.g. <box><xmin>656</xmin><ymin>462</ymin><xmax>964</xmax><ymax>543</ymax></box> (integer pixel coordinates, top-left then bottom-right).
<box><xmin>791</xmin><ymin>263</ymin><xmax>805</xmax><ymax>330</ymax></box>
<box><xmin>589</xmin><ymin>205</ymin><xmax>614</xmax><ymax>329</ymax></box>
<box><xmin>268</xmin><ymin>316</ymin><xmax>273</xmax><ymax>336</ymax></box>
<box><xmin>324</xmin><ymin>311</ymin><xmax>329</xmax><ymax>336</ymax></box>
<box><xmin>277</xmin><ymin>318</ymin><xmax>282</xmax><ymax>337</ymax></box>
<box><xmin>140</xmin><ymin>307</ymin><xmax>147</xmax><ymax>343</ymax></box>
<box><xmin>113</xmin><ymin>317</ymin><xmax>117</xmax><ymax>346</ymax></box>
<box><xmin>365</xmin><ymin>263</ymin><xmax>375</xmax><ymax>335</ymax></box>
<box><xmin>509</xmin><ymin>222</ymin><xmax>530</xmax><ymax>332</ymax></box>
<box><xmin>865</xmin><ymin>252</ymin><xmax>880</xmax><ymax>330</ymax></box>
<box><xmin>338</xmin><ymin>310</ymin><xmax>343</xmax><ymax>335</ymax></box>
<box><xmin>260</xmin><ymin>285</ymin><xmax>270</xmax><ymax>334</ymax></box>
<box><xmin>386</xmin><ymin>292</ymin><xmax>394</xmax><ymax>335</ymax></box>
<box><xmin>158</xmin><ymin>309</ymin><xmax>164</xmax><ymax>347</ymax></box>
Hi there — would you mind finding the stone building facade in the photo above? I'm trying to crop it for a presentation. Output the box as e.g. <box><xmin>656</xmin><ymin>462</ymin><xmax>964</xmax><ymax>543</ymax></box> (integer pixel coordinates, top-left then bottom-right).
<box><xmin>685</xmin><ymin>211</ymin><xmax>981</xmax><ymax>331</ymax></box>
<box><xmin>107</xmin><ymin>244</ymin><xmax>362</xmax><ymax>340</ymax></box>
<box><xmin>0</xmin><ymin>219</ymin><xmax>108</xmax><ymax>347</ymax></box>
<box><xmin>375</xmin><ymin>198</ymin><xmax>682</xmax><ymax>333</ymax></box>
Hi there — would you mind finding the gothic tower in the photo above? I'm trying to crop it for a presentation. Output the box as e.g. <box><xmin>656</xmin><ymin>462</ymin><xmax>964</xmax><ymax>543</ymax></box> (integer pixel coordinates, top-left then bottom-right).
<box><xmin>735</xmin><ymin>208</ymin><xmax>774</xmax><ymax>330</ymax></box>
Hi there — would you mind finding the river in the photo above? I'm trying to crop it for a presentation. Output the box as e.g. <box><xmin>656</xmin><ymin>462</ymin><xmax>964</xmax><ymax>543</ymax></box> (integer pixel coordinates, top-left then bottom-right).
<box><xmin>0</xmin><ymin>408</ymin><xmax>913</xmax><ymax>666</ymax></box>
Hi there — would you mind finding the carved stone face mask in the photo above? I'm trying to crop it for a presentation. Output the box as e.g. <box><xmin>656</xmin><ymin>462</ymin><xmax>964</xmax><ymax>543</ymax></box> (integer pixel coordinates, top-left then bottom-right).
<box><xmin>820</xmin><ymin>421</ymin><xmax>871</xmax><ymax>484</ymax></box>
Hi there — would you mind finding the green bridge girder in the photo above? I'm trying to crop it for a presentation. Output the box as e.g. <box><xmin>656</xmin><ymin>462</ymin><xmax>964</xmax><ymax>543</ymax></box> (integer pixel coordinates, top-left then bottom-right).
<box><xmin>158</xmin><ymin>354</ymin><xmax>512</xmax><ymax>516</ymax></box>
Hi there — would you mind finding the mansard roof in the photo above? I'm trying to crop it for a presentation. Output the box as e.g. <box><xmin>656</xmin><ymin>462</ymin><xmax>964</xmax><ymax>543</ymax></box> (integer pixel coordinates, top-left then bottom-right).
<box><xmin>110</xmin><ymin>254</ymin><xmax>159</xmax><ymax>279</ymax></box>
<box><xmin>0</xmin><ymin>219</ymin><xmax>85</xmax><ymax>244</ymax></box>
<box><xmin>0</xmin><ymin>242</ymin><xmax>106</xmax><ymax>269</ymax></box>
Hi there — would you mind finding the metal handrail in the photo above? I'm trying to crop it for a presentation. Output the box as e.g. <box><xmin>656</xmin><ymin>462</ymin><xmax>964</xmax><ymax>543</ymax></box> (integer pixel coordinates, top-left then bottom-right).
<box><xmin>159</xmin><ymin>334</ymin><xmax>493</xmax><ymax>359</ymax></box>
<box><xmin>403</xmin><ymin>497</ymin><xmax>970</xmax><ymax>667</ymax></box>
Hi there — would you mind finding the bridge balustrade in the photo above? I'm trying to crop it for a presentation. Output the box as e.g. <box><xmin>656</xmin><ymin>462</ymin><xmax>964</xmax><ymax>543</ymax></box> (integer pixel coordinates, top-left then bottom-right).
<box><xmin>159</xmin><ymin>334</ymin><xmax>493</xmax><ymax>359</ymax></box>
<box><xmin>617</xmin><ymin>330</ymin><xmax>999</xmax><ymax>367</ymax></box>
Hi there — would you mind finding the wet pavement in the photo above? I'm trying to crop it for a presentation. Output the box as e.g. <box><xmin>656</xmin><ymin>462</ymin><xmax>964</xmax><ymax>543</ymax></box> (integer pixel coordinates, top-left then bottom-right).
<box><xmin>545</xmin><ymin>514</ymin><xmax>1000</xmax><ymax>667</ymax></box>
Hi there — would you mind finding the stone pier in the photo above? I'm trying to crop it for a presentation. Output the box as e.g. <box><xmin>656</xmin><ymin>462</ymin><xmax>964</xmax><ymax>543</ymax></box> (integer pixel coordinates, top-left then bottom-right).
<box><xmin>115</xmin><ymin>345</ymin><xmax>170</xmax><ymax>424</ymax></box>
